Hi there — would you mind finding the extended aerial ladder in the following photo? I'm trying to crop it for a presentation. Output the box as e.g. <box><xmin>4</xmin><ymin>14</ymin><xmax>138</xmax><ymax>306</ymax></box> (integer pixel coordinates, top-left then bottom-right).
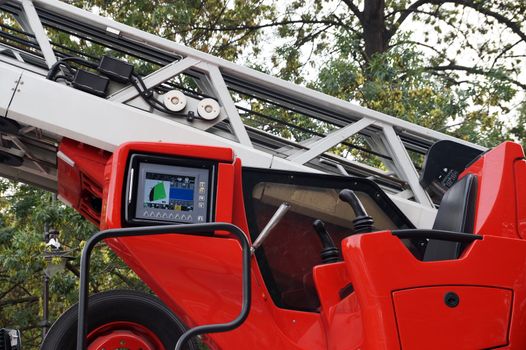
<box><xmin>0</xmin><ymin>0</ymin><xmax>486</xmax><ymax>229</ymax></box>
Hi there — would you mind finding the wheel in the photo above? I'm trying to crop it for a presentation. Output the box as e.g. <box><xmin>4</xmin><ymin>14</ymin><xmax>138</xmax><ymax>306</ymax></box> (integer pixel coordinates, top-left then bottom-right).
<box><xmin>41</xmin><ymin>289</ymin><xmax>199</xmax><ymax>350</ymax></box>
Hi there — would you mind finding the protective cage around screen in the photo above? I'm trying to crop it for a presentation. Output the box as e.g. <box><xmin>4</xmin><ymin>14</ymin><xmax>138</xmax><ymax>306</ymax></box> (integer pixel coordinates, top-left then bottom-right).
<box><xmin>124</xmin><ymin>153</ymin><xmax>216</xmax><ymax>226</ymax></box>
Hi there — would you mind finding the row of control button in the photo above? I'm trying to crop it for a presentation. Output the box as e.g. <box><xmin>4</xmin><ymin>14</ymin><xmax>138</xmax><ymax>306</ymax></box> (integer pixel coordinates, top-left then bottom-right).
<box><xmin>142</xmin><ymin>210</ymin><xmax>206</xmax><ymax>223</ymax></box>
<box><xmin>198</xmin><ymin>182</ymin><xmax>206</xmax><ymax>210</ymax></box>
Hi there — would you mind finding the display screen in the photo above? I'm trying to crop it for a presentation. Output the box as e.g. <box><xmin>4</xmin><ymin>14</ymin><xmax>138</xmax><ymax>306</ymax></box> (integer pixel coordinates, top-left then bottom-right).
<box><xmin>143</xmin><ymin>173</ymin><xmax>195</xmax><ymax>211</ymax></box>
<box><xmin>127</xmin><ymin>155</ymin><xmax>214</xmax><ymax>225</ymax></box>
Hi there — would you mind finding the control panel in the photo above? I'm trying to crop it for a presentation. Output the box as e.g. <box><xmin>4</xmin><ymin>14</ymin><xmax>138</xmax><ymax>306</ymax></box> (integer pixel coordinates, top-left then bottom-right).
<box><xmin>124</xmin><ymin>154</ymin><xmax>216</xmax><ymax>225</ymax></box>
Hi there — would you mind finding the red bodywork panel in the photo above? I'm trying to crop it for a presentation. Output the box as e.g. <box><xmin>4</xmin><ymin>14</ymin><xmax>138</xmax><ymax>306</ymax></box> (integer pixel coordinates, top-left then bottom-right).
<box><xmin>57</xmin><ymin>139</ymin><xmax>111</xmax><ymax>225</ymax></box>
<box><xmin>56</xmin><ymin>139</ymin><xmax>526</xmax><ymax>349</ymax></box>
<box><xmin>393</xmin><ymin>286</ymin><xmax>511</xmax><ymax>349</ymax></box>
<box><xmin>341</xmin><ymin>232</ymin><xmax>526</xmax><ymax>349</ymax></box>
<box><xmin>516</xmin><ymin>159</ymin><xmax>526</xmax><ymax>239</ymax></box>
<box><xmin>463</xmin><ymin>141</ymin><xmax>525</xmax><ymax>239</ymax></box>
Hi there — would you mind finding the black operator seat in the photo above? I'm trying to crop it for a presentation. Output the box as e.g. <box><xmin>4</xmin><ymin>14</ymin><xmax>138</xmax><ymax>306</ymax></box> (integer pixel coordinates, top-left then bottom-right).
<box><xmin>423</xmin><ymin>173</ymin><xmax>478</xmax><ymax>262</ymax></box>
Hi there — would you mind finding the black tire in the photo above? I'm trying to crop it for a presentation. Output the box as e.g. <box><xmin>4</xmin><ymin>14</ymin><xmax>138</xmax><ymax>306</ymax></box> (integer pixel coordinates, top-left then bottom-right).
<box><xmin>41</xmin><ymin>289</ymin><xmax>198</xmax><ymax>350</ymax></box>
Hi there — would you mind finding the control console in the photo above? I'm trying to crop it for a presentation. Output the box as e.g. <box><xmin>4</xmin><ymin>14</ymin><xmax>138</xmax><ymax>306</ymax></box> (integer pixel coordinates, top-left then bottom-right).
<box><xmin>124</xmin><ymin>154</ymin><xmax>216</xmax><ymax>226</ymax></box>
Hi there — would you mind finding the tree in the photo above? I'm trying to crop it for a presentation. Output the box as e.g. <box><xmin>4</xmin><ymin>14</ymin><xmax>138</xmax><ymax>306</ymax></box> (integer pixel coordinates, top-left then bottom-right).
<box><xmin>197</xmin><ymin>0</ymin><xmax>525</xmax><ymax>146</ymax></box>
<box><xmin>0</xmin><ymin>181</ymin><xmax>147</xmax><ymax>349</ymax></box>
<box><xmin>510</xmin><ymin>102</ymin><xmax>526</xmax><ymax>149</ymax></box>
<box><xmin>68</xmin><ymin>0</ymin><xmax>276</xmax><ymax>62</ymax></box>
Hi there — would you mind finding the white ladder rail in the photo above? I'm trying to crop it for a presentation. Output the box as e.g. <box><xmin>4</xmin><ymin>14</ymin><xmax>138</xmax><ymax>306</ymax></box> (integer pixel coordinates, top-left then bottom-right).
<box><xmin>0</xmin><ymin>0</ymin><xmax>488</xmax><ymax>226</ymax></box>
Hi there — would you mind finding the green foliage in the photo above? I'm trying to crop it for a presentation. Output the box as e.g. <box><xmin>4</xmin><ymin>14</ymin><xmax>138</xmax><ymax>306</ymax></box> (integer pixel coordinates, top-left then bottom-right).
<box><xmin>313</xmin><ymin>42</ymin><xmax>517</xmax><ymax>147</ymax></box>
<box><xmin>0</xmin><ymin>181</ymin><xmax>146</xmax><ymax>349</ymax></box>
<box><xmin>267</xmin><ymin>0</ymin><xmax>526</xmax><ymax>146</ymax></box>
<box><xmin>510</xmin><ymin>102</ymin><xmax>526</xmax><ymax>149</ymax></box>
<box><xmin>68</xmin><ymin>0</ymin><xmax>276</xmax><ymax>62</ymax></box>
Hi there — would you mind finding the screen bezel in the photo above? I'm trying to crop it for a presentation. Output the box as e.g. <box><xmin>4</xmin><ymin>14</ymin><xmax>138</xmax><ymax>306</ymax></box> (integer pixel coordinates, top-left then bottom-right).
<box><xmin>123</xmin><ymin>153</ymin><xmax>217</xmax><ymax>226</ymax></box>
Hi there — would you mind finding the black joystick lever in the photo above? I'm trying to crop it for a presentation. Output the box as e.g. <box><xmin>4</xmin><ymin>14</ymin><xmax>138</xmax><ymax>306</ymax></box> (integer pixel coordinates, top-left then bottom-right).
<box><xmin>313</xmin><ymin>219</ymin><xmax>341</xmax><ymax>264</ymax></box>
<box><xmin>339</xmin><ymin>189</ymin><xmax>374</xmax><ymax>234</ymax></box>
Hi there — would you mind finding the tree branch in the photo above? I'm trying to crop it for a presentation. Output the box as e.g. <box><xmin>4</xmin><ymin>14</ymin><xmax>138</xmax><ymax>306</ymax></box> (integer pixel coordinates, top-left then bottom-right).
<box><xmin>330</xmin><ymin>13</ymin><xmax>361</xmax><ymax>35</ymax></box>
<box><xmin>0</xmin><ymin>281</ymin><xmax>22</xmax><ymax>300</ymax></box>
<box><xmin>450</xmin><ymin>0</ymin><xmax>526</xmax><ymax>43</ymax></box>
<box><xmin>210</xmin><ymin>28</ymin><xmax>257</xmax><ymax>56</ymax></box>
<box><xmin>210</xmin><ymin>2</ymin><xmax>229</xmax><ymax>30</ymax></box>
<box><xmin>389</xmin><ymin>0</ymin><xmax>526</xmax><ymax>43</ymax></box>
<box><xmin>389</xmin><ymin>39</ymin><xmax>445</xmax><ymax>56</ymax></box>
<box><xmin>390</xmin><ymin>0</ymin><xmax>436</xmax><ymax>36</ymax></box>
<box><xmin>490</xmin><ymin>39</ymin><xmax>521</xmax><ymax>71</ymax></box>
<box><xmin>423</xmin><ymin>64</ymin><xmax>526</xmax><ymax>89</ymax></box>
<box><xmin>111</xmin><ymin>270</ymin><xmax>136</xmax><ymax>288</ymax></box>
<box><xmin>180</xmin><ymin>19</ymin><xmax>341</xmax><ymax>33</ymax></box>
<box><xmin>294</xmin><ymin>24</ymin><xmax>335</xmax><ymax>49</ymax></box>
<box><xmin>342</xmin><ymin>0</ymin><xmax>364</xmax><ymax>25</ymax></box>
<box><xmin>0</xmin><ymin>296</ymin><xmax>38</xmax><ymax>307</ymax></box>
<box><xmin>65</xmin><ymin>261</ymin><xmax>80</xmax><ymax>277</ymax></box>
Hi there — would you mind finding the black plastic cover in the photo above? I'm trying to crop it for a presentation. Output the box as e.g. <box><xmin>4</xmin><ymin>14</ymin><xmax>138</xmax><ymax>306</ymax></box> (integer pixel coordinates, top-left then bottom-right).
<box><xmin>423</xmin><ymin>173</ymin><xmax>478</xmax><ymax>261</ymax></box>
<box><xmin>420</xmin><ymin>140</ymin><xmax>483</xmax><ymax>201</ymax></box>
<box><xmin>72</xmin><ymin>69</ymin><xmax>109</xmax><ymax>97</ymax></box>
<box><xmin>0</xmin><ymin>118</ymin><xmax>20</xmax><ymax>135</ymax></box>
<box><xmin>98</xmin><ymin>56</ymin><xmax>134</xmax><ymax>83</ymax></box>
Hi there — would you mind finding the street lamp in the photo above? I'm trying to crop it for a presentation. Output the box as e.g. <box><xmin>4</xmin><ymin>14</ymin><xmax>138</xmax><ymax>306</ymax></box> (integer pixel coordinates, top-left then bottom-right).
<box><xmin>41</xmin><ymin>228</ymin><xmax>74</xmax><ymax>340</ymax></box>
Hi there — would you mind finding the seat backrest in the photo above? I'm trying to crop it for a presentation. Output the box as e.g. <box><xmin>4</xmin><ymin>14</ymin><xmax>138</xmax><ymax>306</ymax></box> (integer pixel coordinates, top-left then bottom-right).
<box><xmin>423</xmin><ymin>174</ymin><xmax>478</xmax><ymax>261</ymax></box>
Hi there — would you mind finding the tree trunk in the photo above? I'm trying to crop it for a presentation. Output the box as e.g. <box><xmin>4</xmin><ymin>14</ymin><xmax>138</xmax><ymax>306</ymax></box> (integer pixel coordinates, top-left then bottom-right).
<box><xmin>362</xmin><ymin>0</ymin><xmax>388</xmax><ymax>60</ymax></box>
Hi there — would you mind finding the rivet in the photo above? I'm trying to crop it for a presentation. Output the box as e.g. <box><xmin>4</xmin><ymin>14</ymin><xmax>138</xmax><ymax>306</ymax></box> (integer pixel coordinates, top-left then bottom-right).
<box><xmin>444</xmin><ymin>291</ymin><xmax>460</xmax><ymax>308</ymax></box>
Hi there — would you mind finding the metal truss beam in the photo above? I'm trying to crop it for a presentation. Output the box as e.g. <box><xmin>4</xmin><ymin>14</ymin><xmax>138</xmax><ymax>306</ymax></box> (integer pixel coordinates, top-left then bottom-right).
<box><xmin>9</xmin><ymin>0</ymin><xmax>482</xmax><ymax>150</ymax></box>
<box><xmin>0</xmin><ymin>0</ymin><xmax>493</xmax><ymax>225</ymax></box>
<box><xmin>204</xmin><ymin>64</ymin><xmax>252</xmax><ymax>146</ymax></box>
<box><xmin>20</xmin><ymin>0</ymin><xmax>56</xmax><ymax>68</ymax></box>
<box><xmin>382</xmin><ymin>125</ymin><xmax>433</xmax><ymax>207</ymax></box>
<box><xmin>288</xmin><ymin>118</ymin><xmax>374</xmax><ymax>164</ymax></box>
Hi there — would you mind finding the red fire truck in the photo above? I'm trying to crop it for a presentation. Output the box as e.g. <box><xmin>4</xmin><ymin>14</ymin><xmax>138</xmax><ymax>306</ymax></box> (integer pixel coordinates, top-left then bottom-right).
<box><xmin>0</xmin><ymin>1</ymin><xmax>525</xmax><ymax>349</ymax></box>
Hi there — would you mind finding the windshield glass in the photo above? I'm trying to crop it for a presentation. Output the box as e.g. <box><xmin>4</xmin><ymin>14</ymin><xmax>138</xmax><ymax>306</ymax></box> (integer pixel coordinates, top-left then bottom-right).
<box><xmin>243</xmin><ymin>168</ymin><xmax>413</xmax><ymax>312</ymax></box>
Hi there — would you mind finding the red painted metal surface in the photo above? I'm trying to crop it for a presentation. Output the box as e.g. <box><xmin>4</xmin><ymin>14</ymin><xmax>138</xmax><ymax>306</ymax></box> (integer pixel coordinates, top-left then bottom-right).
<box><xmin>461</xmin><ymin>141</ymin><xmax>525</xmax><ymax>239</ymax></box>
<box><xmin>313</xmin><ymin>262</ymin><xmax>350</xmax><ymax>317</ymax></box>
<box><xmin>55</xmin><ymin>139</ymin><xmax>526</xmax><ymax>349</ymax></box>
<box><xmin>514</xmin><ymin>159</ymin><xmax>526</xmax><ymax>239</ymax></box>
<box><xmin>98</xmin><ymin>142</ymin><xmax>326</xmax><ymax>350</ymax></box>
<box><xmin>87</xmin><ymin>321</ymin><xmax>161</xmax><ymax>350</ymax></box>
<box><xmin>313</xmin><ymin>262</ymin><xmax>363</xmax><ymax>350</ymax></box>
<box><xmin>342</xmin><ymin>232</ymin><xmax>526</xmax><ymax>349</ymax></box>
<box><xmin>393</xmin><ymin>286</ymin><xmax>511</xmax><ymax>349</ymax></box>
<box><xmin>57</xmin><ymin>138</ymin><xmax>111</xmax><ymax>225</ymax></box>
